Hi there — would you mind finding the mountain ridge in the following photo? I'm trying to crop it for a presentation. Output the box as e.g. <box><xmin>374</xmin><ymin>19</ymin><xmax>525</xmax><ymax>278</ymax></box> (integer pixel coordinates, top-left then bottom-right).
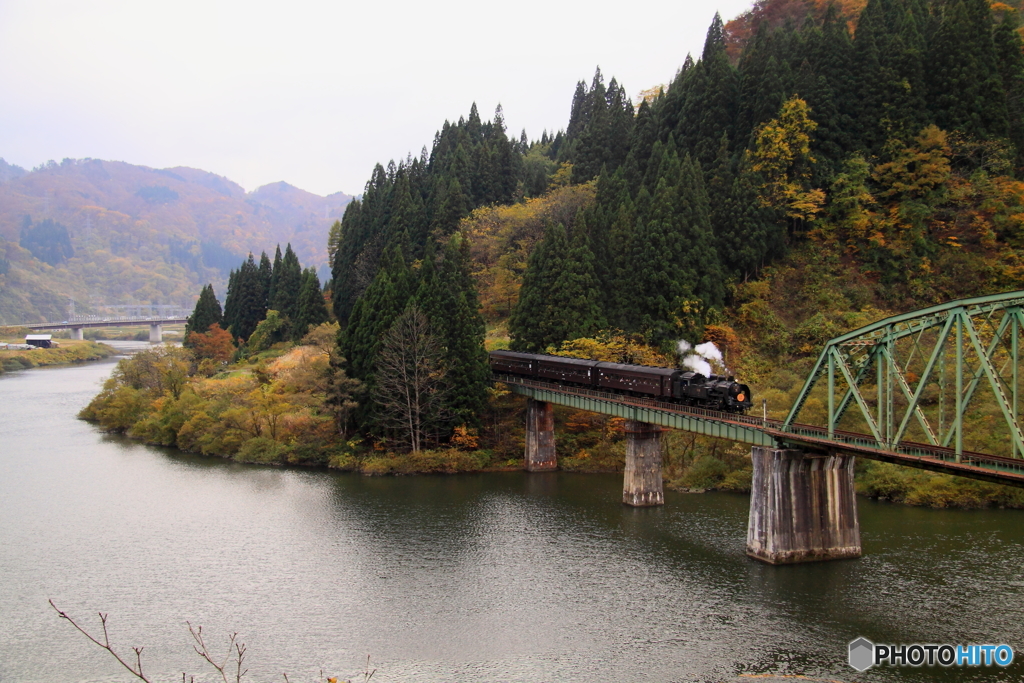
<box><xmin>0</xmin><ymin>157</ymin><xmax>352</xmax><ymax>323</ymax></box>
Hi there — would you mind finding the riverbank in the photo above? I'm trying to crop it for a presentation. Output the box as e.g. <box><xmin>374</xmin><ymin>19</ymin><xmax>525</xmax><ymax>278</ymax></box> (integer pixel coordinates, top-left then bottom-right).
<box><xmin>0</xmin><ymin>338</ymin><xmax>116</xmax><ymax>372</ymax></box>
<box><xmin>75</xmin><ymin>328</ymin><xmax>1024</xmax><ymax>509</ymax></box>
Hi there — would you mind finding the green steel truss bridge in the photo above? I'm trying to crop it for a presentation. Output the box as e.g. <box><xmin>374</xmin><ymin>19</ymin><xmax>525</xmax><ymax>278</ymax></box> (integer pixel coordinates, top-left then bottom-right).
<box><xmin>498</xmin><ymin>289</ymin><xmax>1024</xmax><ymax>489</ymax></box>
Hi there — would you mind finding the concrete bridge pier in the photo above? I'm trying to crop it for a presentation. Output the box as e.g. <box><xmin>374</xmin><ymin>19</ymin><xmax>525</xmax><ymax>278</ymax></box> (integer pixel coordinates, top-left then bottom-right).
<box><xmin>69</xmin><ymin>327</ymin><xmax>84</xmax><ymax>341</ymax></box>
<box><xmin>524</xmin><ymin>398</ymin><xmax>556</xmax><ymax>471</ymax></box>
<box><xmin>622</xmin><ymin>420</ymin><xmax>664</xmax><ymax>506</ymax></box>
<box><xmin>149</xmin><ymin>323</ymin><xmax>163</xmax><ymax>343</ymax></box>
<box><xmin>746</xmin><ymin>447</ymin><xmax>861</xmax><ymax>564</ymax></box>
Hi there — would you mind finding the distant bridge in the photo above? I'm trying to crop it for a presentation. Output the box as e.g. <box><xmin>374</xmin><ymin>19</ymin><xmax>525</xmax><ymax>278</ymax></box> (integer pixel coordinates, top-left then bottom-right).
<box><xmin>502</xmin><ymin>290</ymin><xmax>1024</xmax><ymax>565</ymax></box>
<box><xmin>15</xmin><ymin>317</ymin><xmax>188</xmax><ymax>342</ymax></box>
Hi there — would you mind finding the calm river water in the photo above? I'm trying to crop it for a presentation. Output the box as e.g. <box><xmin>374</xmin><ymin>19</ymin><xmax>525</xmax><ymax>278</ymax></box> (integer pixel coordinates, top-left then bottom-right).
<box><xmin>1</xmin><ymin>347</ymin><xmax>1023</xmax><ymax>682</ymax></box>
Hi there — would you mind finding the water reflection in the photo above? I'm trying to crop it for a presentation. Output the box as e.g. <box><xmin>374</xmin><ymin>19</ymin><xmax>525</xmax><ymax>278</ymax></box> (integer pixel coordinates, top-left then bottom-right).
<box><xmin>1</xmin><ymin>360</ymin><xmax>1023</xmax><ymax>682</ymax></box>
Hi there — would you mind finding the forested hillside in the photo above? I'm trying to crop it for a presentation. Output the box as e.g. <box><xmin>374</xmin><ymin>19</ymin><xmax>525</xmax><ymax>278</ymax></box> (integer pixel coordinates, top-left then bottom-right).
<box><xmin>85</xmin><ymin>0</ymin><xmax>1024</xmax><ymax>505</ymax></box>
<box><xmin>0</xmin><ymin>158</ymin><xmax>351</xmax><ymax>322</ymax></box>
<box><xmin>324</xmin><ymin>0</ymin><xmax>1024</xmax><ymax>459</ymax></box>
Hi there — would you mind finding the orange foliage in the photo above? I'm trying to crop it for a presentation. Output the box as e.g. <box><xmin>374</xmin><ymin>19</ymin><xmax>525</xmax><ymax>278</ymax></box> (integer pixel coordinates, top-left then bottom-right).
<box><xmin>724</xmin><ymin>0</ymin><xmax>867</xmax><ymax>60</ymax></box>
<box><xmin>703</xmin><ymin>324</ymin><xmax>744</xmax><ymax>364</ymax></box>
<box><xmin>187</xmin><ymin>323</ymin><xmax>235</xmax><ymax>362</ymax></box>
<box><xmin>449</xmin><ymin>425</ymin><xmax>480</xmax><ymax>450</ymax></box>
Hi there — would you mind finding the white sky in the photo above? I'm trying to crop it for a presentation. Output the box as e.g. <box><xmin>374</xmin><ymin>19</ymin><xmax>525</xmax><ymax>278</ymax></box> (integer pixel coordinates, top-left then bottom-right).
<box><xmin>0</xmin><ymin>0</ymin><xmax>755</xmax><ymax>197</ymax></box>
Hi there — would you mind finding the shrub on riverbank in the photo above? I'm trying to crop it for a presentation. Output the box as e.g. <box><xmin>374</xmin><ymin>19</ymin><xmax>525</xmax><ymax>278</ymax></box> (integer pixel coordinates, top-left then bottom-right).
<box><xmin>0</xmin><ymin>340</ymin><xmax>114</xmax><ymax>371</ymax></box>
<box><xmin>77</xmin><ymin>324</ymin><xmax>504</xmax><ymax>474</ymax></box>
<box><xmin>856</xmin><ymin>459</ymin><xmax>1024</xmax><ymax>509</ymax></box>
<box><xmin>341</xmin><ymin>448</ymin><xmax>493</xmax><ymax>475</ymax></box>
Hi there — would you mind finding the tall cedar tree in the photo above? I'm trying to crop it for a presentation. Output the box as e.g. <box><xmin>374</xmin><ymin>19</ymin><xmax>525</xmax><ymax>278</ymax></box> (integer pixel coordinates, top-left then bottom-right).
<box><xmin>258</xmin><ymin>252</ymin><xmax>272</xmax><ymax>309</ymax></box>
<box><xmin>292</xmin><ymin>268</ymin><xmax>329</xmax><ymax>339</ymax></box>
<box><xmin>926</xmin><ymin>0</ymin><xmax>1008</xmax><ymax>141</ymax></box>
<box><xmin>271</xmin><ymin>244</ymin><xmax>302</xmax><ymax>325</ymax></box>
<box><xmin>222</xmin><ymin>254</ymin><xmax>267</xmax><ymax>342</ymax></box>
<box><xmin>332</xmin><ymin>105</ymin><xmax>523</xmax><ymax>325</ymax></box>
<box><xmin>341</xmin><ymin>243</ymin><xmax>415</xmax><ymax>392</ymax></box>
<box><xmin>432</xmin><ymin>235</ymin><xmax>491</xmax><ymax>426</ymax></box>
<box><xmin>508</xmin><ymin>222</ymin><xmax>568</xmax><ymax>351</ymax></box>
<box><xmin>268</xmin><ymin>244</ymin><xmax>283</xmax><ymax>308</ymax></box>
<box><xmin>564</xmin><ymin>69</ymin><xmax>636</xmax><ymax>182</ymax></box>
<box><xmin>184</xmin><ymin>284</ymin><xmax>224</xmax><ymax>346</ymax></box>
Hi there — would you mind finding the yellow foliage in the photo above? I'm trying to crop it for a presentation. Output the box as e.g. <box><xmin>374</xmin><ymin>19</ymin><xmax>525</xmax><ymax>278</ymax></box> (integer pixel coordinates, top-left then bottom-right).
<box><xmin>549</xmin><ymin>162</ymin><xmax>574</xmax><ymax>189</ymax></box>
<box><xmin>449</xmin><ymin>424</ymin><xmax>480</xmax><ymax>450</ymax></box>
<box><xmin>750</xmin><ymin>96</ymin><xmax>823</xmax><ymax>222</ymax></box>
<box><xmin>873</xmin><ymin>125</ymin><xmax>951</xmax><ymax>200</ymax></box>
<box><xmin>461</xmin><ymin>183</ymin><xmax>596</xmax><ymax>320</ymax></box>
<box><xmin>552</xmin><ymin>331</ymin><xmax>672</xmax><ymax>366</ymax></box>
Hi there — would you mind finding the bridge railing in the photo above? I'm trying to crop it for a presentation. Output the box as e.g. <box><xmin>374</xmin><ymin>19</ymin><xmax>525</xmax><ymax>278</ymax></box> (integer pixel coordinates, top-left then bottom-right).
<box><xmin>494</xmin><ymin>374</ymin><xmax>1024</xmax><ymax>475</ymax></box>
<box><xmin>494</xmin><ymin>374</ymin><xmax>771</xmax><ymax>427</ymax></box>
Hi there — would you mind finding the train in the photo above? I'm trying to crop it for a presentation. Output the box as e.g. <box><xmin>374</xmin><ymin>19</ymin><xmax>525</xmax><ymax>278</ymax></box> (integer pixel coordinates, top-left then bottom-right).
<box><xmin>489</xmin><ymin>350</ymin><xmax>754</xmax><ymax>413</ymax></box>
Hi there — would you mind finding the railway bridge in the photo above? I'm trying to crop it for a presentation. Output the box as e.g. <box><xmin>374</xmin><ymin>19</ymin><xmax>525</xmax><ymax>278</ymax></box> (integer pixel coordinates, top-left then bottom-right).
<box><xmin>499</xmin><ymin>290</ymin><xmax>1024</xmax><ymax>565</ymax></box>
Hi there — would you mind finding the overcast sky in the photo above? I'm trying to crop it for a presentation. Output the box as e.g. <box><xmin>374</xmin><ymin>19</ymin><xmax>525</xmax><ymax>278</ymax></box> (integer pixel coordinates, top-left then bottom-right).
<box><xmin>0</xmin><ymin>0</ymin><xmax>754</xmax><ymax>197</ymax></box>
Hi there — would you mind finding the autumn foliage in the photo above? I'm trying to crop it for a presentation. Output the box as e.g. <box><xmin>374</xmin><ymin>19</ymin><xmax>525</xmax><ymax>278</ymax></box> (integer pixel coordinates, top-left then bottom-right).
<box><xmin>186</xmin><ymin>323</ymin><xmax>234</xmax><ymax>363</ymax></box>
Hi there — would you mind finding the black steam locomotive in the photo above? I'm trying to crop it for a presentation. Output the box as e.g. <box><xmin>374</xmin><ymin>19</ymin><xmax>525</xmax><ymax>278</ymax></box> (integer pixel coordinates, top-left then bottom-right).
<box><xmin>489</xmin><ymin>350</ymin><xmax>753</xmax><ymax>413</ymax></box>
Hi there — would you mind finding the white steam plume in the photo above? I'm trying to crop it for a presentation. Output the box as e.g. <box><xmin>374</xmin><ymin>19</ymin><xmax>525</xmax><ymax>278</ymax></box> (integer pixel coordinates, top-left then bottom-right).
<box><xmin>677</xmin><ymin>340</ymin><xmax>728</xmax><ymax>377</ymax></box>
<box><xmin>694</xmin><ymin>342</ymin><xmax>723</xmax><ymax>364</ymax></box>
<box><xmin>682</xmin><ymin>355</ymin><xmax>712</xmax><ymax>376</ymax></box>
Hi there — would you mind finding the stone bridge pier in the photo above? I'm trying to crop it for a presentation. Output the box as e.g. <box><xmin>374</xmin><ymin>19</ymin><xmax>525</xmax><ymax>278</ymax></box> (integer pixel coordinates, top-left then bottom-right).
<box><xmin>523</xmin><ymin>405</ymin><xmax>666</xmax><ymax>507</ymax></box>
<box><xmin>519</xmin><ymin>397</ymin><xmax>861</xmax><ymax>561</ymax></box>
<box><xmin>746</xmin><ymin>447</ymin><xmax>861</xmax><ymax>564</ymax></box>
<box><xmin>69</xmin><ymin>327</ymin><xmax>84</xmax><ymax>340</ymax></box>
<box><xmin>524</xmin><ymin>398</ymin><xmax>557</xmax><ymax>471</ymax></box>
<box><xmin>622</xmin><ymin>420</ymin><xmax>664</xmax><ymax>506</ymax></box>
<box><xmin>149</xmin><ymin>323</ymin><xmax>163</xmax><ymax>343</ymax></box>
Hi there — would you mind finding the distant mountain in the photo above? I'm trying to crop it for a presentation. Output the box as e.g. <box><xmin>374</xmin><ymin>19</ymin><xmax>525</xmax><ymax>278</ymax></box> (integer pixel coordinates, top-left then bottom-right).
<box><xmin>0</xmin><ymin>158</ymin><xmax>351</xmax><ymax>323</ymax></box>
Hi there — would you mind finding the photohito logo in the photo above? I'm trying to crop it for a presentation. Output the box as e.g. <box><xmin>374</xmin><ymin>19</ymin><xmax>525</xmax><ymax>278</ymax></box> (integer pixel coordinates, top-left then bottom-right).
<box><xmin>848</xmin><ymin>637</ymin><xmax>1014</xmax><ymax>671</ymax></box>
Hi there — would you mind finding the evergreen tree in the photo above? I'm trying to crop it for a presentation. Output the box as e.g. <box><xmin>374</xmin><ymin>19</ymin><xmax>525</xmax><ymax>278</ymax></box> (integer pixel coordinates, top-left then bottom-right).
<box><xmin>717</xmin><ymin>163</ymin><xmax>785</xmax><ymax>281</ymax></box>
<box><xmin>435</xmin><ymin>234</ymin><xmax>490</xmax><ymax>426</ymax></box>
<box><xmin>331</xmin><ymin>105</ymin><xmax>526</xmax><ymax>325</ymax></box>
<box><xmin>927</xmin><ymin>0</ymin><xmax>1008</xmax><ymax>140</ymax></box>
<box><xmin>341</xmin><ymin>243</ymin><xmax>414</xmax><ymax>385</ymax></box>
<box><xmin>552</xmin><ymin>212</ymin><xmax>606</xmax><ymax>341</ymax></box>
<box><xmin>690</xmin><ymin>13</ymin><xmax>740</xmax><ymax>167</ymax></box>
<box><xmin>624</xmin><ymin>184</ymin><xmax>684</xmax><ymax>340</ymax></box>
<box><xmin>292</xmin><ymin>268</ymin><xmax>329</xmax><ymax>339</ymax></box>
<box><xmin>737</xmin><ymin>22</ymin><xmax>781</xmax><ymax>146</ymax></box>
<box><xmin>508</xmin><ymin>222</ymin><xmax>568</xmax><ymax>351</ymax></box>
<box><xmin>225</xmin><ymin>254</ymin><xmax>267</xmax><ymax>342</ymax></box>
<box><xmin>268</xmin><ymin>244</ymin><xmax>283</xmax><ymax>309</ymax></box>
<box><xmin>271</xmin><ymin>244</ymin><xmax>302</xmax><ymax>324</ymax></box>
<box><xmin>993</xmin><ymin>7</ymin><xmax>1024</xmax><ymax>170</ymax></box>
<box><xmin>675</xmin><ymin>154</ymin><xmax>725</xmax><ymax>312</ymax></box>
<box><xmin>605</xmin><ymin>193</ymin><xmax>638</xmax><ymax>328</ymax></box>
<box><xmin>258</xmin><ymin>251</ymin><xmax>273</xmax><ymax>311</ymax></box>
<box><xmin>184</xmin><ymin>284</ymin><xmax>224</xmax><ymax>346</ymax></box>
<box><xmin>627</xmin><ymin>100</ymin><xmax>660</xmax><ymax>186</ymax></box>
<box><xmin>221</xmin><ymin>268</ymin><xmax>239</xmax><ymax>338</ymax></box>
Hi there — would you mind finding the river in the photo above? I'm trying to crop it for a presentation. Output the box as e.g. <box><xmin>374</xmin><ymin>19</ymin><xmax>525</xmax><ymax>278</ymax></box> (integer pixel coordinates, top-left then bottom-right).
<box><xmin>1</xmin><ymin>346</ymin><xmax>1022</xmax><ymax>682</ymax></box>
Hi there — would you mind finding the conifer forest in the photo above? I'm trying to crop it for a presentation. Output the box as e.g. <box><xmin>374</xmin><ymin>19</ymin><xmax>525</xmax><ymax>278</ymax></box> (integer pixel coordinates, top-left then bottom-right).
<box><xmin>83</xmin><ymin>0</ymin><xmax>1024</xmax><ymax>507</ymax></box>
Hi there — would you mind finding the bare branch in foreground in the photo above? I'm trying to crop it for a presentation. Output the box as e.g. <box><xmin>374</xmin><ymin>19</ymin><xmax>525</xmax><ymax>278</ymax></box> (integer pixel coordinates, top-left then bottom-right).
<box><xmin>188</xmin><ymin>621</ymin><xmax>248</xmax><ymax>683</ymax></box>
<box><xmin>49</xmin><ymin>599</ymin><xmax>152</xmax><ymax>683</ymax></box>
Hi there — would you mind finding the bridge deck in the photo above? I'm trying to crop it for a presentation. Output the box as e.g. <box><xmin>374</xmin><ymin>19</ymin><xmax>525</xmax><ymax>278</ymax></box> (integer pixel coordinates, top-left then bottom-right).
<box><xmin>497</xmin><ymin>375</ymin><xmax>1024</xmax><ymax>488</ymax></box>
<box><xmin>17</xmin><ymin>317</ymin><xmax>188</xmax><ymax>330</ymax></box>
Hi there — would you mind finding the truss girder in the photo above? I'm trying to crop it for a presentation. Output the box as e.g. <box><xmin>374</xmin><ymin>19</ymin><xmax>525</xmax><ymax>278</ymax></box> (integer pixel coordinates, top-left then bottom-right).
<box><xmin>782</xmin><ymin>290</ymin><xmax>1024</xmax><ymax>461</ymax></box>
<box><xmin>506</xmin><ymin>383</ymin><xmax>776</xmax><ymax>446</ymax></box>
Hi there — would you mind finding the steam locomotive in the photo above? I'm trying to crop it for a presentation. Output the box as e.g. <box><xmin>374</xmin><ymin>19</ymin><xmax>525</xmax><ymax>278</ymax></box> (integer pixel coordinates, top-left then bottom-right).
<box><xmin>489</xmin><ymin>350</ymin><xmax>754</xmax><ymax>413</ymax></box>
